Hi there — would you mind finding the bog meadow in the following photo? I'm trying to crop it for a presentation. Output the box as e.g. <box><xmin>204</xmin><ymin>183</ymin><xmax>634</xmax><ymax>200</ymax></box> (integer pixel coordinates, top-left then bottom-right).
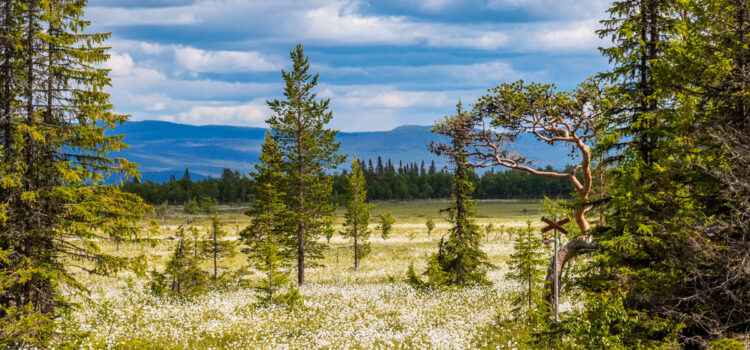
<box><xmin>2</xmin><ymin>0</ymin><xmax>750</xmax><ymax>349</ymax></box>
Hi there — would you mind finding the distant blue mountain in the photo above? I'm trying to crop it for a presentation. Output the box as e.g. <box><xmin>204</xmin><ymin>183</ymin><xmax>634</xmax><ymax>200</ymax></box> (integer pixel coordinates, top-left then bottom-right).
<box><xmin>111</xmin><ymin>121</ymin><xmax>573</xmax><ymax>182</ymax></box>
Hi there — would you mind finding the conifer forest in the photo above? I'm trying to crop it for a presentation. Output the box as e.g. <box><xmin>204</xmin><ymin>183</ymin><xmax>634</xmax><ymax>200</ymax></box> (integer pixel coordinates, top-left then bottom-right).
<box><xmin>1</xmin><ymin>0</ymin><xmax>749</xmax><ymax>349</ymax></box>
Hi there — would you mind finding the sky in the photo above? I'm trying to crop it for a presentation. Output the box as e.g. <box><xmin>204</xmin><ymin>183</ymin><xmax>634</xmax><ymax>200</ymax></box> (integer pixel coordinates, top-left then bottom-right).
<box><xmin>89</xmin><ymin>0</ymin><xmax>612</xmax><ymax>132</ymax></box>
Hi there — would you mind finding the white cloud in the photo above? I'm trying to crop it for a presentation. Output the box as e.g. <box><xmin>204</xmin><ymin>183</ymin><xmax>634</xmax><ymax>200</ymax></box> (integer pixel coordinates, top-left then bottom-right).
<box><xmin>160</xmin><ymin>102</ymin><xmax>270</xmax><ymax>126</ymax></box>
<box><xmin>93</xmin><ymin>1</ymin><xmax>603</xmax><ymax>53</ymax></box>
<box><xmin>315</xmin><ymin>60</ymin><xmax>523</xmax><ymax>89</ymax></box>
<box><xmin>105</xmin><ymin>52</ymin><xmax>135</xmax><ymax>76</ymax></box>
<box><xmin>512</xmin><ymin>20</ymin><xmax>602</xmax><ymax>52</ymax></box>
<box><xmin>363</xmin><ymin>91</ymin><xmax>447</xmax><ymax>109</ymax></box>
<box><xmin>325</xmin><ymin>84</ymin><xmax>478</xmax><ymax>109</ymax></box>
<box><xmin>302</xmin><ymin>3</ymin><xmax>508</xmax><ymax>50</ymax></box>
<box><xmin>175</xmin><ymin>47</ymin><xmax>280</xmax><ymax>73</ymax></box>
<box><xmin>486</xmin><ymin>0</ymin><xmax>610</xmax><ymax>19</ymax></box>
<box><xmin>86</xmin><ymin>6</ymin><xmax>202</xmax><ymax>26</ymax></box>
<box><xmin>88</xmin><ymin>1</ymin><xmax>608</xmax><ymax>131</ymax></box>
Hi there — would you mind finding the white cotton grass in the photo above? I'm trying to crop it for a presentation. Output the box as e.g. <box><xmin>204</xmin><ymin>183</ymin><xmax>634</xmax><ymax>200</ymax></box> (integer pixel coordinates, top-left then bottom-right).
<box><xmin>50</xmin><ymin>218</ymin><xmax>551</xmax><ymax>350</ymax></box>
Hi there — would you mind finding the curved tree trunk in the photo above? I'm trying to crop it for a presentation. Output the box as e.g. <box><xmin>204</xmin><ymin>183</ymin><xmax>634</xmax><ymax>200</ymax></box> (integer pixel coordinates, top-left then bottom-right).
<box><xmin>543</xmin><ymin>234</ymin><xmax>596</xmax><ymax>308</ymax></box>
<box><xmin>543</xmin><ymin>203</ymin><xmax>595</xmax><ymax>311</ymax></box>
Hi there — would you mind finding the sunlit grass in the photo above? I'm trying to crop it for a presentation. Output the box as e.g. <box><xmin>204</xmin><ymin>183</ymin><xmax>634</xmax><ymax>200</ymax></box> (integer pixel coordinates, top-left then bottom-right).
<box><xmin>56</xmin><ymin>200</ymin><xmax>550</xmax><ymax>349</ymax></box>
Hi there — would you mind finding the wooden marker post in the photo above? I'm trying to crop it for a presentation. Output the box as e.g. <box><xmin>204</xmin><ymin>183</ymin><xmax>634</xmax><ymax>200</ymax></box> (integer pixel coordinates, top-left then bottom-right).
<box><xmin>553</xmin><ymin>215</ymin><xmax>558</xmax><ymax>322</ymax></box>
<box><xmin>541</xmin><ymin>215</ymin><xmax>569</xmax><ymax>322</ymax></box>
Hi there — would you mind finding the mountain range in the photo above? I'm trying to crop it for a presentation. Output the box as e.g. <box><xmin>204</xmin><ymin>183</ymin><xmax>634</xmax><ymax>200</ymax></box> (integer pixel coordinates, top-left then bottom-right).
<box><xmin>111</xmin><ymin>120</ymin><xmax>573</xmax><ymax>182</ymax></box>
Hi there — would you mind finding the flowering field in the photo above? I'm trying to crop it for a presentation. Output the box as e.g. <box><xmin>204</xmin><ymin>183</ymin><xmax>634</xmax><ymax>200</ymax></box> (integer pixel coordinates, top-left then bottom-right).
<box><xmin>56</xmin><ymin>200</ymin><xmax>545</xmax><ymax>349</ymax></box>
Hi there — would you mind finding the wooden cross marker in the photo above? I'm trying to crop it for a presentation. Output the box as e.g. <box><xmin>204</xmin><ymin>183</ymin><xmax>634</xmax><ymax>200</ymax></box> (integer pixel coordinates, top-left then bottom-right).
<box><xmin>541</xmin><ymin>217</ymin><xmax>570</xmax><ymax>235</ymax></box>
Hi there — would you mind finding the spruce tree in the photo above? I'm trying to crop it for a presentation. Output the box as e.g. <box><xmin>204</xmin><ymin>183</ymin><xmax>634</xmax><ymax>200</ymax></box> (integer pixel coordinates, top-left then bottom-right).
<box><xmin>586</xmin><ymin>0</ymin><xmax>704</xmax><ymax>345</ymax></box>
<box><xmin>573</xmin><ymin>0</ymin><xmax>750</xmax><ymax>345</ymax></box>
<box><xmin>424</xmin><ymin>102</ymin><xmax>491</xmax><ymax>285</ymax></box>
<box><xmin>150</xmin><ymin>226</ymin><xmax>209</xmax><ymax>297</ymax></box>
<box><xmin>506</xmin><ymin>221</ymin><xmax>548</xmax><ymax>322</ymax></box>
<box><xmin>201</xmin><ymin>215</ymin><xmax>235</xmax><ymax>282</ymax></box>
<box><xmin>266</xmin><ymin>44</ymin><xmax>344</xmax><ymax>285</ymax></box>
<box><xmin>425</xmin><ymin>218</ymin><xmax>435</xmax><ymax>239</ymax></box>
<box><xmin>0</xmin><ymin>1</ymin><xmax>148</xmax><ymax>345</ymax></box>
<box><xmin>241</xmin><ymin>133</ymin><xmax>298</xmax><ymax>306</ymax></box>
<box><xmin>376</xmin><ymin>212</ymin><xmax>395</xmax><ymax>241</ymax></box>
<box><xmin>679</xmin><ymin>0</ymin><xmax>750</xmax><ymax>340</ymax></box>
<box><xmin>340</xmin><ymin>157</ymin><xmax>374</xmax><ymax>270</ymax></box>
<box><xmin>594</xmin><ymin>0</ymin><xmax>750</xmax><ymax>344</ymax></box>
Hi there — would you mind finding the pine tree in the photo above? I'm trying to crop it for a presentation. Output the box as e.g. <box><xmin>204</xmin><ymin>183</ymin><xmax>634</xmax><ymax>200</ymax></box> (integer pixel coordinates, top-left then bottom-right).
<box><xmin>241</xmin><ymin>133</ymin><xmax>298</xmax><ymax>306</ymax></box>
<box><xmin>0</xmin><ymin>1</ymin><xmax>148</xmax><ymax>345</ymax></box>
<box><xmin>266</xmin><ymin>44</ymin><xmax>344</xmax><ymax>285</ymax></box>
<box><xmin>340</xmin><ymin>157</ymin><xmax>374</xmax><ymax>270</ymax></box>
<box><xmin>376</xmin><ymin>212</ymin><xmax>395</xmax><ymax>241</ymax></box>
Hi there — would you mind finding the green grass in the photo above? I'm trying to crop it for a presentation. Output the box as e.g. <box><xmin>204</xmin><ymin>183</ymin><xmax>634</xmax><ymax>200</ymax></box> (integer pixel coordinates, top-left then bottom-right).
<box><xmin>156</xmin><ymin>199</ymin><xmax>543</xmax><ymax>227</ymax></box>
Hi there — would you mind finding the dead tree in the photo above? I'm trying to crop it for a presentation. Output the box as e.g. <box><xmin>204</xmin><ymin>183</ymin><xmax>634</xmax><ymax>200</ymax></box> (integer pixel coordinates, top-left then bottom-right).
<box><xmin>446</xmin><ymin>79</ymin><xmax>605</xmax><ymax>310</ymax></box>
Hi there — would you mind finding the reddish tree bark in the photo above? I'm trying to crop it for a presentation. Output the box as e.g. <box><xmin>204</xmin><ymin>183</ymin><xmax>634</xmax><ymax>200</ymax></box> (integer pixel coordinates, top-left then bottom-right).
<box><xmin>456</xmin><ymin>79</ymin><xmax>605</xmax><ymax>312</ymax></box>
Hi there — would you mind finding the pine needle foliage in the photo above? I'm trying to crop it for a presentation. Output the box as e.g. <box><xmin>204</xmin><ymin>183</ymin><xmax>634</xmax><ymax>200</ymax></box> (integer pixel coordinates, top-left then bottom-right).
<box><xmin>425</xmin><ymin>218</ymin><xmax>435</xmax><ymax>239</ymax></box>
<box><xmin>506</xmin><ymin>221</ymin><xmax>549</xmax><ymax>323</ymax></box>
<box><xmin>266</xmin><ymin>44</ymin><xmax>345</xmax><ymax>285</ymax></box>
<box><xmin>149</xmin><ymin>225</ymin><xmax>210</xmax><ymax>297</ymax></box>
<box><xmin>418</xmin><ymin>102</ymin><xmax>492</xmax><ymax>286</ymax></box>
<box><xmin>241</xmin><ymin>133</ymin><xmax>298</xmax><ymax>307</ymax></box>
<box><xmin>581</xmin><ymin>0</ymin><xmax>750</xmax><ymax>346</ymax></box>
<box><xmin>201</xmin><ymin>215</ymin><xmax>235</xmax><ymax>283</ymax></box>
<box><xmin>341</xmin><ymin>157</ymin><xmax>374</xmax><ymax>270</ymax></box>
<box><xmin>0</xmin><ymin>1</ymin><xmax>149</xmax><ymax>346</ymax></box>
<box><xmin>376</xmin><ymin>212</ymin><xmax>395</xmax><ymax>241</ymax></box>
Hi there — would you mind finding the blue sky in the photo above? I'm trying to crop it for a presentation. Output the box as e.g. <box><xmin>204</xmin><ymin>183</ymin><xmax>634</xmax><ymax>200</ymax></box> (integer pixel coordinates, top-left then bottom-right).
<box><xmin>89</xmin><ymin>0</ymin><xmax>611</xmax><ymax>131</ymax></box>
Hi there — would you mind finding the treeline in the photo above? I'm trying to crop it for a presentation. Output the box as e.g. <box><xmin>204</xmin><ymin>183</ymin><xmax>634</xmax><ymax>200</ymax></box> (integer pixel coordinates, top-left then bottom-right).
<box><xmin>123</xmin><ymin>159</ymin><xmax>574</xmax><ymax>204</ymax></box>
<box><xmin>332</xmin><ymin>158</ymin><xmax>573</xmax><ymax>201</ymax></box>
<box><xmin>123</xmin><ymin>169</ymin><xmax>253</xmax><ymax>204</ymax></box>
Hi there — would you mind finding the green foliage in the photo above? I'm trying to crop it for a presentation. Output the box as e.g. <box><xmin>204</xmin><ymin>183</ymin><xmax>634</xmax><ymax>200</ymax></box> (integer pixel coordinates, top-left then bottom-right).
<box><xmin>241</xmin><ymin>133</ymin><xmax>298</xmax><ymax>307</ymax></box>
<box><xmin>555</xmin><ymin>290</ymin><xmax>682</xmax><ymax>350</ymax></box>
<box><xmin>266</xmin><ymin>44</ymin><xmax>345</xmax><ymax>284</ymax></box>
<box><xmin>122</xmin><ymin>168</ymin><xmax>253</xmax><ymax>204</ymax></box>
<box><xmin>183</xmin><ymin>197</ymin><xmax>200</xmax><ymax>216</ymax></box>
<box><xmin>340</xmin><ymin>157</ymin><xmax>375</xmax><ymax>270</ymax></box>
<box><xmin>0</xmin><ymin>250</ymin><xmax>54</xmax><ymax>348</ymax></box>
<box><xmin>199</xmin><ymin>196</ymin><xmax>218</xmax><ymax>216</ymax></box>
<box><xmin>149</xmin><ymin>226</ymin><xmax>211</xmax><ymax>297</ymax></box>
<box><xmin>376</xmin><ymin>212</ymin><xmax>395</xmax><ymax>241</ymax></box>
<box><xmin>587</xmin><ymin>0</ymin><xmax>750</xmax><ymax>345</ymax></box>
<box><xmin>249</xmin><ymin>240</ymin><xmax>300</xmax><ymax>308</ymax></box>
<box><xmin>331</xmin><ymin>161</ymin><xmax>575</xmax><ymax>203</ymax></box>
<box><xmin>506</xmin><ymin>221</ymin><xmax>549</xmax><ymax>324</ymax></box>
<box><xmin>425</xmin><ymin>218</ymin><xmax>435</xmax><ymax>238</ymax></box>
<box><xmin>125</xmin><ymin>161</ymin><xmax>576</xmax><ymax>205</ymax></box>
<box><xmin>484</xmin><ymin>223</ymin><xmax>494</xmax><ymax>243</ymax></box>
<box><xmin>417</xmin><ymin>102</ymin><xmax>492</xmax><ymax>286</ymax></box>
<box><xmin>709</xmin><ymin>339</ymin><xmax>745</xmax><ymax>350</ymax></box>
<box><xmin>201</xmin><ymin>215</ymin><xmax>236</xmax><ymax>282</ymax></box>
<box><xmin>0</xmin><ymin>0</ymin><xmax>149</xmax><ymax>345</ymax></box>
